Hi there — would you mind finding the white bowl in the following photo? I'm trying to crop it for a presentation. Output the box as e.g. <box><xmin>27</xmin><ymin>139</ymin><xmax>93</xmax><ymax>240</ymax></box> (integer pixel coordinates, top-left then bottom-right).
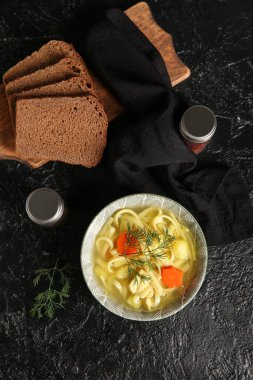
<box><xmin>80</xmin><ymin>194</ymin><xmax>208</xmax><ymax>321</ymax></box>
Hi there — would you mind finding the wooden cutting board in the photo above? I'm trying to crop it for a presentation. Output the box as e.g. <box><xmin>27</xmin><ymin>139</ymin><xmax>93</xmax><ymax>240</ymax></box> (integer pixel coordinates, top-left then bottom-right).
<box><xmin>0</xmin><ymin>1</ymin><xmax>190</xmax><ymax>168</ymax></box>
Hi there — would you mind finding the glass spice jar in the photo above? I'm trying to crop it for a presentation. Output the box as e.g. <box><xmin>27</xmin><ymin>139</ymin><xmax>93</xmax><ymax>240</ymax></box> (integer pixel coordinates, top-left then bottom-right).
<box><xmin>180</xmin><ymin>105</ymin><xmax>217</xmax><ymax>154</ymax></box>
<box><xmin>25</xmin><ymin>188</ymin><xmax>68</xmax><ymax>227</ymax></box>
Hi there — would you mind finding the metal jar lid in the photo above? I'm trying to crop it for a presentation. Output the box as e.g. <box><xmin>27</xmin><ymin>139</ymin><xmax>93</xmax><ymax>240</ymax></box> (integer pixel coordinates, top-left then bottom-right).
<box><xmin>26</xmin><ymin>188</ymin><xmax>65</xmax><ymax>226</ymax></box>
<box><xmin>180</xmin><ymin>105</ymin><xmax>217</xmax><ymax>143</ymax></box>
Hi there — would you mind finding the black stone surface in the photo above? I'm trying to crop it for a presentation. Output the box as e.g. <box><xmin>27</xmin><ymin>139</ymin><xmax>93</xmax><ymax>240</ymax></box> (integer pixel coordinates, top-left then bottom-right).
<box><xmin>0</xmin><ymin>0</ymin><xmax>252</xmax><ymax>379</ymax></box>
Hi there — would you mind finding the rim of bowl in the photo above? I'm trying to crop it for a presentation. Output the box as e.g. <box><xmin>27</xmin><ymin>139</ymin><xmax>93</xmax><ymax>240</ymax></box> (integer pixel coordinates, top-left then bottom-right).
<box><xmin>80</xmin><ymin>193</ymin><xmax>208</xmax><ymax>321</ymax></box>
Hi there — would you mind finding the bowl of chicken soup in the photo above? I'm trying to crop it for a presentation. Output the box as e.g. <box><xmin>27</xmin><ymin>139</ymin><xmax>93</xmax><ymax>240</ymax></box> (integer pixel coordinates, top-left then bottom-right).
<box><xmin>80</xmin><ymin>194</ymin><xmax>208</xmax><ymax>321</ymax></box>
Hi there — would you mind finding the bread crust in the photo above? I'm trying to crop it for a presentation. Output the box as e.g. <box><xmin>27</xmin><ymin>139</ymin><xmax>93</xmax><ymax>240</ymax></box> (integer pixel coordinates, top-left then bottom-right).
<box><xmin>9</xmin><ymin>77</ymin><xmax>92</xmax><ymax>123</ymax></box>
<box><xmin>3</xmin><ymin>40</ymin><xmax>85</xmax><ymax>84</ymax></box>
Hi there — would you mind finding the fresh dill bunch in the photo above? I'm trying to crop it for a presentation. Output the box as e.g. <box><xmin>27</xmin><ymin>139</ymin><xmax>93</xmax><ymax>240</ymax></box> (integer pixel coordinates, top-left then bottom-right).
<box><xmin>30</xmin><ymin>258</ymin><xmax>77</xmax><ymax>319</ymax></box>
<box><xmin>123</xmin><ymin>224</ymin><xmax>175</xmax><ymax>282</ymax></box>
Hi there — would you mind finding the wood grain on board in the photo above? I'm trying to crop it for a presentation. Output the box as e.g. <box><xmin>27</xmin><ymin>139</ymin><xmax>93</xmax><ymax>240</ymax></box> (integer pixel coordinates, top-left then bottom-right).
<box><xmin>125</xmin><ymin>2</ymin><xmax>190</xmax><ymax>87</ymax></box>
<box><xmin>0</xmin><ymin>1</ymin><xmax>190</xmax><ymax>168</ymax></box>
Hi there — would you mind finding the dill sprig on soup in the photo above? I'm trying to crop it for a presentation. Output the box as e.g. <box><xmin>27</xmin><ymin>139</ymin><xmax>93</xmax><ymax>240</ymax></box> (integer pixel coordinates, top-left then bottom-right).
<box><xmin>94</xmin><ymin>207</ymin><xmax>196</xmax><ymax>312</ymax></box>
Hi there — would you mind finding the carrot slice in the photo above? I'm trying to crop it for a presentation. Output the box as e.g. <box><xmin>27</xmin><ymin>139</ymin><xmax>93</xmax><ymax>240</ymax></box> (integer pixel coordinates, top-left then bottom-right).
<box><xmin>161</xmin><ymin>266</ymin><xmax>183</xmax><ymax>288</ymax></box>
<box><xmin>117</xmin><ymin>232</ymin><xmax>138</xmax><ymax>255</ymax></box>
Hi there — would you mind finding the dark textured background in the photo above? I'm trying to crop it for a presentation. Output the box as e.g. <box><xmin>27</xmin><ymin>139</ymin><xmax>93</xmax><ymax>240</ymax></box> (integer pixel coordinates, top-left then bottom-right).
<box><xmin>0</xmin><ymin>0</ymin><xmax>253</xmax><ymax>379</ymax></box>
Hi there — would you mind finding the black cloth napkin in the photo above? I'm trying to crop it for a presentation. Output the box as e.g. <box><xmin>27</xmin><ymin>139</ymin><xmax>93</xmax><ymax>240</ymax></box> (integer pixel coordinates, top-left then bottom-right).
<box><xmin>69</xmin><ymin>8</ymin><xmax>253</xmax><ymax>246</ymax></box>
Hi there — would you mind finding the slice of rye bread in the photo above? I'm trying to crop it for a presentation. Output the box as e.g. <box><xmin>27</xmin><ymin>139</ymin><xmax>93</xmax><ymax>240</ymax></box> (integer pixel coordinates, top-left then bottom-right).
<box><xmin>5</xmin><ymin>57</ymin><xmax>96</xmax><ymax>97</ymax></box>
<box><xmin>9</xmin><ymin>77</ymin><xmax>92</xmax><ymax>124</ymax></box>
<box><xmin>3</xmin><ymin>40</ymin><xmax>86</xmax><ymax>84</ymax></box>
<box><xmin>16</xmin><ymin>96</ymin><xmax>108</xmax><ymax>168</ymax></box>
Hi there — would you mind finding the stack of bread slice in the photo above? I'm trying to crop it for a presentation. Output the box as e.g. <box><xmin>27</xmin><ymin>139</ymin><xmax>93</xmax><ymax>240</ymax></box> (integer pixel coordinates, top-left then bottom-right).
<box><xmin>3</xmin><ymin>40</ymin><xmax>108</xmax><ymax>167</ymax></box>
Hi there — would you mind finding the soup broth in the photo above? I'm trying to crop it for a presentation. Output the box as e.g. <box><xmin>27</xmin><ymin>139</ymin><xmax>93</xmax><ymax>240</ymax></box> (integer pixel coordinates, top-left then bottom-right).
<box><xmin>93</xmin><ymin>206</ymin><xmax>196</xmax><ymax>312</ymax></box>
